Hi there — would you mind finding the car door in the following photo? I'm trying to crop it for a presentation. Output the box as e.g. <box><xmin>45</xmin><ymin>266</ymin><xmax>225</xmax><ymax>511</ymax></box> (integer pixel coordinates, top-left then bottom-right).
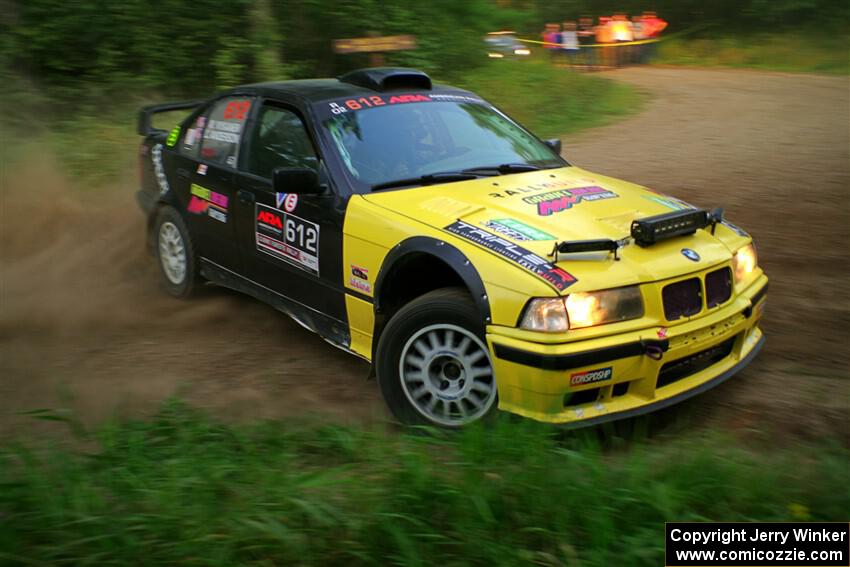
<box><xmin>232</xmin><ymin>101</ymin><xmax>349</xmax><ymax>328</ymax></box>
<box><xmin>178</xmin><ymin>96</ymin><xmax>254</xmax><ymax>271</ymax></box>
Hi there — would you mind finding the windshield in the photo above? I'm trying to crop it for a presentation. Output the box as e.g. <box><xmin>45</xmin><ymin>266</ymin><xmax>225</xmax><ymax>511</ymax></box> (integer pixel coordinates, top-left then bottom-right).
<box><xmin>317</xmin><ymin>95</ymin><xmax>565</xmax><ymax>192</ymax></box>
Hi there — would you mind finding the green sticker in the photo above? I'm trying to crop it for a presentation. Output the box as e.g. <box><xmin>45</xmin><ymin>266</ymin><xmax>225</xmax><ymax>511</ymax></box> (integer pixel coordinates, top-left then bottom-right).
<box><xmin>486</xmin><ymin>218</ymin><xmax>555</xmax><ymax>241</ymax></box>
<box><xmin>166</xmin><ymin>125</ymin><xmax>181</xmax><ymax>147</ymax></box>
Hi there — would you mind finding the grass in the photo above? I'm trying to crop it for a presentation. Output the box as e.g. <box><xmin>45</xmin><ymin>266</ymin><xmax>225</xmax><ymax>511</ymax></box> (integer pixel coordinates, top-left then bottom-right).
<box><xmin>1</xmin><ymin>401</ymin><xmax>847</xmax><ymax>566</ymax></box>
<box><xmin>1</xmin><ymin>59</ymin><xmax>644</xmax><ymax>187</ymax></box>
<box><xmin>457</xmin><ymin>58</ymin><xmax>645</xmax><ymax>139</ymax></box>
<box><xmin>656</xmin><ymin>31</ymin><xmax>850</xmax><ymax>75</ymax></box>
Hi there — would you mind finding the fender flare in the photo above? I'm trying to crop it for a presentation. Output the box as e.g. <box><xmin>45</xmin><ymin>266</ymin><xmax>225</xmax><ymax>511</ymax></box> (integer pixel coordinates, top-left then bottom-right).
<box><xmin>373</xmin><ymin>236</ymin><xmax>492</xmax><ymax>325</ymax></box>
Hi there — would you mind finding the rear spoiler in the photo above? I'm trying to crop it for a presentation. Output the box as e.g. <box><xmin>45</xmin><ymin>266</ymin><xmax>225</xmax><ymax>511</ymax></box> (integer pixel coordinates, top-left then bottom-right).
<box><xmin>137</xmin><ymin>99</ymin><xmax>205</xmax><ymax>136</ymax></box>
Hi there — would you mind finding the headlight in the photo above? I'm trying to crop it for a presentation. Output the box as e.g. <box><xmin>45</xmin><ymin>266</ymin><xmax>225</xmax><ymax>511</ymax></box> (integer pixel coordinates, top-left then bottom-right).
<box><xmin>519</xmin><ymin>297</ymin><xmax>569</xmax><ymax>333</ymax></box>
<box><xmin>732</xmin><ymin>243</ymin><xmax>758</xmax><ymax>285</ymax></box>
<box><xmin>520</xmin><ymin>286</ymin><xmax>644</xmax><ymax>332</ymax></box>
<box><xmin>513</xmin><ymin>48</ymin><xmax>531</xmax><ymax>56</ymax></box>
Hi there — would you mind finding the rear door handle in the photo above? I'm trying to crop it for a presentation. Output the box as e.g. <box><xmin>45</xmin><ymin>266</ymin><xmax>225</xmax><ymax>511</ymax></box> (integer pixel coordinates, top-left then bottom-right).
<box><xmin>237</xmin><ymin>190</ymin><xmax>255</xmax><ymax>204</ymax></box>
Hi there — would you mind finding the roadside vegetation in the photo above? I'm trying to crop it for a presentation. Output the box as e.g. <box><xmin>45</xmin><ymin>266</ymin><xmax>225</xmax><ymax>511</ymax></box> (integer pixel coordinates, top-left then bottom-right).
<box><xmin>2</xmin><ymin>402</ymin><xmax>847</xmax><ymax>566</ymax></box>
<box><xmin>656</xmin><ymin>32</ymin><xmax>849</xmax><ymax>75</ymax></box>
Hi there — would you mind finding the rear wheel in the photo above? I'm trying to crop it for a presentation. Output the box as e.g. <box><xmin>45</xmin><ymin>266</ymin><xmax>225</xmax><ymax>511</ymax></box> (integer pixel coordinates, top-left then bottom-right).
<box><xmin>154</xmin><ymin>206</ymin><xmax>198</xmax><ymax>298</ymax></box>
<box><xmin>377</xmin><ymin>288</ymin><xmax>497</xmax><ymax>427</ymax></box>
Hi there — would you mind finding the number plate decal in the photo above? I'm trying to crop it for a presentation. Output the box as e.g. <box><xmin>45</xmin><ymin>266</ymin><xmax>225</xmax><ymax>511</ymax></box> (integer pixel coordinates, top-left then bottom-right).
<box><xmin>255</xmin><ymin>203</ymin><xmax>319</xmax><ymax>275</ymax></box>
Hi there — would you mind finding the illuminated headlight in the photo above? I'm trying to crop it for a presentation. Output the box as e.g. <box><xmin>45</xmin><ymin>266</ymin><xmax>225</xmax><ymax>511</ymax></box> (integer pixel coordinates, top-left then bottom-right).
<box><xmin>732</xmin><ymin>243</ymin><xmax>758</xmax><ymax>285</ymax></box>
<box><xmin>513</xmin><ymin>48</ymin><xmax>531</xmax><ymax>56</ymax></box>
<box><xmin>520</xmin><ymin>286</ymin><xmax>644</xmax><ymax>332</ymax></box>
<box><xmin>488</xmin><ymin>52</ymin><xmax>504</xmax><ymax>58</ymax></box>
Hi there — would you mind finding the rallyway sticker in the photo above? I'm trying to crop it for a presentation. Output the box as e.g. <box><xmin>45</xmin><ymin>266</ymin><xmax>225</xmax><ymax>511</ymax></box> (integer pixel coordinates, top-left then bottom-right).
<box><xmin>444</xmin><ymin>220</ymin><xmax>576</xmax><ymax>291</ymax></box>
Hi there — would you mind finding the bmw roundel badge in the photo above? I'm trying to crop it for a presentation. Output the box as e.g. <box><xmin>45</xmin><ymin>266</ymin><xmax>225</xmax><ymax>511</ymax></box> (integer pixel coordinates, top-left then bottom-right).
<box><xmin>681</xmin><ymin>248</ymin><xmax>701</xmax><ymax>262</ymax></box>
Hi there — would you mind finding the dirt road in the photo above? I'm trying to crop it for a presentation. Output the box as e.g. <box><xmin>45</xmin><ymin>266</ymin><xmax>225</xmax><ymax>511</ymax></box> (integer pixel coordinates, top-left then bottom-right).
<box><xmin>2</xmin><ymin>67</ymin><xmax>848</xmax><ymax>439</ymax></box>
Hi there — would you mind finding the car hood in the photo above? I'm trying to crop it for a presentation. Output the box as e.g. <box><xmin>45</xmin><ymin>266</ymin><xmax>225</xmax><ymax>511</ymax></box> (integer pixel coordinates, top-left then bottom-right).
<box><xmin>362</xmin><ymin>166</ymin><xmax>741</xmax><ymax>293</ymax></box>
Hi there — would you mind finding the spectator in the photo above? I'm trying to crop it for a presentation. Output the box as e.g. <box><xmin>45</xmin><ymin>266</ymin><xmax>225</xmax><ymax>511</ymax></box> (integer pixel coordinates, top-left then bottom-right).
<box><xmin>577</xmin><ymin>16</ymin><xmax>596</xmax><ymax>69</ymax></box>
<box><xmin>641</xmin><ymin>11</ymin><xmax>668</xmax><ymax>61</ymax></box>
<box><xmin>541</xmin><ymin>23</ymin><xmax>560</xmax><ymax>62</ymax></box>
<box><xmin>595</xmin><ymin>16</ymin><xmax>614</xmax><ymax>68</ymax></box>
<box><xmin>632</xmin><ymin>14</ymin><xmax>648</xmax><ymax>63</ymax></box>
<box><xmin>611</xmin><ymin>13</ymin><xmax>634</xmax><ymax>66</ymax></box>
<box><xmin>561</xmin><ymin>21</ymin><xmax>580</xmax><ymax>67</ymax></box>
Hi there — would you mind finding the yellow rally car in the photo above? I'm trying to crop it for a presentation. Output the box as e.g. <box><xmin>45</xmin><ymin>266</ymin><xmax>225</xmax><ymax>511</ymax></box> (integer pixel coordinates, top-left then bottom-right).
<box><xmin>137</xmin><ymin>68</ymin><xmax>767</xmax><ymax>428</ymax></box>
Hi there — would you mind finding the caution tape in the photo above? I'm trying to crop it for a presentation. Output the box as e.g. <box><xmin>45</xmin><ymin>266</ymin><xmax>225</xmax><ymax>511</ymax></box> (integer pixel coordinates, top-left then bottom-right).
<box><xmin>517</xmin><ymin>37</ymin><xmax>659</xmax><ymax>48</ymax></box>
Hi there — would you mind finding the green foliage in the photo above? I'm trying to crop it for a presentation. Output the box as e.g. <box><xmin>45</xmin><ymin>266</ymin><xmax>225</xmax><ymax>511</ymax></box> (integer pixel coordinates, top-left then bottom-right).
<box><xmin>2</xmin><ymin>401</ymin><xmax>847</xmax><ymax>565</ymax></box>
<box><xmin>457</xmin><ymin>58</ymin><xmax>646</xmax><ymax>139</ymax></box>
<box><xmin>656</xmin><ymin>31</ymin><xmax>850</xmax><ymax>74</ymax></box>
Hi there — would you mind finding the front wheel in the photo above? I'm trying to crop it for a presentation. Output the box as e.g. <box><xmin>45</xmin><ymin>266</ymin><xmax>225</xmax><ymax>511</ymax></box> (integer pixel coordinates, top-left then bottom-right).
<box><xmin>376</xmin><ymin>288</ymin><xmax>498</xmax><ymax>428</ymax></box>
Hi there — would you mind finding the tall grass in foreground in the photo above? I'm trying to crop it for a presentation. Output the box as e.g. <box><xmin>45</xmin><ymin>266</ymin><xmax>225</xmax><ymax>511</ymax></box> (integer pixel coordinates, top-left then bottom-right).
<box><xmin>1</xmin><ymin>401</ymin><xmax>847</xmax><ymax>566</ymax></box>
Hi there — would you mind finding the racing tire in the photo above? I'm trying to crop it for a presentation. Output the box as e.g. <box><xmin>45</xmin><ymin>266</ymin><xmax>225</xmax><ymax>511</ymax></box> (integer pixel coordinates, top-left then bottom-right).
<box><xmin>377</xmin><ymin>288</ymin><xmax>498</xmax><ymax>428</ymax></box>
<box><xmin>153</xmin><ymin>206</ymin><xmax>199</xmax><ymax>298</ymax></box>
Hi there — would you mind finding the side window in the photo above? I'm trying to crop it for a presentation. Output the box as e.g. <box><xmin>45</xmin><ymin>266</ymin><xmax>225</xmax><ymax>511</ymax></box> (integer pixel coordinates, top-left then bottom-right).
<box><xmin>193</xmin><ymin>98</ymin><xmax>252</xmax><ymax>167</ymax></box>
<box><xmin>244</xmin><ymin>105</ymin><xmax>318</xmax><ymax>179</ymax></box>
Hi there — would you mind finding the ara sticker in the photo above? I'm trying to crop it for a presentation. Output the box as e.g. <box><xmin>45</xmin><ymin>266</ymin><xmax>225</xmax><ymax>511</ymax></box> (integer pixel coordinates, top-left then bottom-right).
<box><xmin>570</xmin><ymin>367</ymin><xmax>613</xmax><ymax>387</ymax></box>
<box><xmin>255</xmin><ymin>204</ymin><xmax>319</xmax><ymax>275</ymax></box>
<box><xmin>444</xmin><ymin>220</ymin><xmax>576</xmax><ymax>291</ymax></box>
<box><xmin>523</xmin><ymin>186</ymin><xmax>618</xmax><ymax>216</ymax></box>
<box><xmin>166</xmin><ymin>125</ymin><xmax>181</xmax><ymax>147</ymax></box>
<box><xmin>349</xmin><ymin>265</ymin><xmax>371</xmax><ymax>294</ymax></box>
<box><xmin>483</xmin><ymin>219</ymin><xmax>555</xmax><ymax>242</ymax></box>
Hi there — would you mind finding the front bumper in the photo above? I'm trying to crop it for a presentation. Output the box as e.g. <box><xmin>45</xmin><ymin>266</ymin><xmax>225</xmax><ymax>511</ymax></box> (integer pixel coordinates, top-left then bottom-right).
<box><xmin>486</xmin><ymin>276</ymin><xmax>768</xmax><ymax>425</ymax></box>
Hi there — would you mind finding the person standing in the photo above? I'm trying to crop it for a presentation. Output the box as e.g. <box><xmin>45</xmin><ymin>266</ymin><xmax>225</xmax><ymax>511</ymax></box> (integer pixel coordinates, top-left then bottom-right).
<box><xmin>561</xmin><ymin>21</ymin><xmax>580</xmax><ymax>67</ymax></box>
<box><xmin>578</xmin><ymin>16</ymin><xmax>596</xmax><ymax>69</ymax></box>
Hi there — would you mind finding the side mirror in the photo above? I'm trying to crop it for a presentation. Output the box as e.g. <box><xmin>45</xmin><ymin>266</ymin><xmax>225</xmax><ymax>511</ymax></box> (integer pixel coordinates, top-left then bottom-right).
<box><xmin>544</xmin><ymin>138</ymin><xmax>562</xmax><ymax>155</ymax></box>
<box><xmin>272</xmin><ymin>167</ymin><xmax>320</xmax><ymax>195</ymax></box>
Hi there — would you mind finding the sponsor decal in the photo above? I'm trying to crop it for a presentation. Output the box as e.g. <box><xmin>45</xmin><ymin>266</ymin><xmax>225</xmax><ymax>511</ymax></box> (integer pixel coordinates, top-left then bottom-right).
<box><xmin>444</xmin><ymin>220</ymin><xmax>576</xmax><ymax>291</ymax></box>
<box><xmin>207</xmin><ymin>207</ymin><xmax>227</xmax><ymax>223</ymax></box>
<box><xmin>483</xmin><ymin>219</ymin><xmax>555</xmax><ymax>242</ymax></box>
<box><xmin>573</xmin><ymin>407</ymin><xmax>584</xmax><ymax>418</ymax></box>
<box><xmin>523</xmin><ymin>185</ymin><xmax>618</xmax><ymax>216</ymax></box>
<box><xmin>184</xmin><ymin>116</ymin><xmax>206</xmax><ymax>148</ymax></box>
<box><xmin>349</xmin><ymin>264</ymin><xmax>371</xmax><ymax>294</ymax></box>
<box><xmin>150</xmin><ymin>144</ymin><xmax>170</xmax><ymax>195</ymax></box>
<box><xmin>187</xmin><ymin>196</ymin><xmax>228</xmax><ymax>223</ymax></box>
<box><xmin>570</xmin><ymin>367</ymin><xmax>613</xmax><ymax>387</ymax></box>
<box><xmin>255</xmin><ymin>203</ymin><xmax>319</xmax><ymax>275</ymax></box>
<box><xmin>190</xmin><ymin>184</ymin><xmax>229</xmax><ymax>210</ymax></box>
<box><xmin>166</xmin><ymin>125</ymin><xmax>180</xmax><ymax>147</ymax></box>
<box><xmin>197</xmin><ymin>163</ymin><xmax>208</xmax><ymax>175</ymax></box>
<box><xmin>275</xmin><ymin>192</ymin><xmax>298</xmax><ymax>212</ymax></box>
<box><xmin>642</xmin><ymin>194</ymin><xmax>695</xmax><ymax>211</ymax></box>
<box><xmin>283</xmin><ymin>194</ymin><xmax>298</xmax><ymax>212</ymax></box>
<box><xmin>223</xmin><ymin>100</ymin><xmax>251</xmax><ymax>121</ymax></box>
<box><xmin>187</xmin><ymin>195</ymin><xmax>208</xmax><ymax>214</ymax></box>
<box><xmin>681</xmin><ymin>248</ymin><xmax>700</xmax><ymax>262</ymax></box>
<box><xmin>188</xmin><ymin>183</ymin><xmax>229</xmax><ymax>222</ymax></box>
<box><xmin>487</xmin><ymin>177</ymin><xmax>600</xmax><ymax>199</ymax></box>
<box><xmin>657</xmin><ymin>327</ymin><xmax>668</xmax><ymax>339</ymax></box>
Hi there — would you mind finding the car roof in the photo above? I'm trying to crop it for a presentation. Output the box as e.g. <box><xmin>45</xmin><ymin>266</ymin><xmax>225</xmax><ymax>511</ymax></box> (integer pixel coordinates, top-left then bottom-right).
<box><xmin>218</xmin><ymin>68</ymin><xmax>473</xmax><ymax>104</ymax></box>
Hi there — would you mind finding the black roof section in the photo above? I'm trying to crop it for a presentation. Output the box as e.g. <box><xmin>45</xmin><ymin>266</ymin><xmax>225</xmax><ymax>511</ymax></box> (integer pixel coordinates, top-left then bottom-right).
<box><xmin>223</xmin><ymin>68</ymin><xmax>467</xmax><ymax>103</ymax></box>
